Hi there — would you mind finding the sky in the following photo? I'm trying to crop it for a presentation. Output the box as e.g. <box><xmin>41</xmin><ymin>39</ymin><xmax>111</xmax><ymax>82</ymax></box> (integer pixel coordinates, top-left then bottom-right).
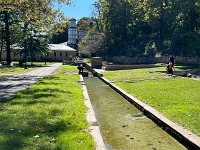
<box><xmin>55</xmin><ymin>0</ymin><xmax>97</xmax><ymax>20</ymax></box>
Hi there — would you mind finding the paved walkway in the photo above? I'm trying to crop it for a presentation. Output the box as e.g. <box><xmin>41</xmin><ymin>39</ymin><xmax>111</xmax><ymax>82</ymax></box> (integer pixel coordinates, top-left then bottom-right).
<box><xmin>0</xmin><ymin>63</ymin><xmax>62</xmax><ymax>101</ymax></box>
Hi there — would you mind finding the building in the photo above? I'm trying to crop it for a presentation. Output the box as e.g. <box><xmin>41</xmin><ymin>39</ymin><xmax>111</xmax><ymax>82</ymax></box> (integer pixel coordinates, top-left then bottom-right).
<box><xmin>67</xmin><ymin>19</ymin><xmax>87</xmax><ymax>48</ymax></box>
<box><xmin>47</xmin><ymin>42</ymin><xmax>77</xmax><ymax>61</ymax></box>
<box><xmin>1</xmin><ymin>19</ymin><xmax>86</xmax><ymax>62</ymax></box>
<box><xmin>1</xmin><ymin>42</ymin><xmax>77</xmax><ymax>62</ymax></box>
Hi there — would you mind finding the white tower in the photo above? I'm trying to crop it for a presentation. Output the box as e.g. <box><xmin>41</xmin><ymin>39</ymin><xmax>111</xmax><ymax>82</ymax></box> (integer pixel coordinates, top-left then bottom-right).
<box><xmin>68</xmin><ymin>19</ymin><xmax>77</xmax><ymax>48</ymax></box>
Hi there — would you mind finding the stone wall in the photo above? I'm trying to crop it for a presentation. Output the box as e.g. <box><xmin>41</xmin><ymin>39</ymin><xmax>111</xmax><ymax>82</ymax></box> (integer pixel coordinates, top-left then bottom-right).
<box><xmin>104</xmin><ymin>64</ymin><xmax>163</xmax><ymax>70</ymax></box>
<box><xmin>155</xmin><ymin>56</ymin><xmax>195</xmax><ymax>64</ymax></box>
<box><xmin>108</xmin><ymin>56</ymin><xmax>199</xmax><ymax>65</ymax></box>
<box><xmin>110</xmin><ymin>56</ymin><xmax>155</xmax><ymax>64</ymax></box>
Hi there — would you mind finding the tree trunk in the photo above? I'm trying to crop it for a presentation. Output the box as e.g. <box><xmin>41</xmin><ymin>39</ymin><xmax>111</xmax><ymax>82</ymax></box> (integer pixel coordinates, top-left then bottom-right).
<box><xmin>5</xmin><ymin>11</ymin><xmax>11</xmax><ymax>65</ymax></box>
<box><xmin>159</xmin><ymin>0</ymin><xmax>164</xmax><ymax>41</ymax></box>
<box><xmin>0</xmin><ymin>48</ymin><xmax>2</xmax><ymax>62</ymax></box>
<box><xmin>122</xmin><ymin>0</ymin><xmax>128</xmax><ymax>40</ymax></box>
<box><xmin>189</xmin><ymin>5</ymin><xmax>196</xmax><ymax>32</ymax></box>
<box><xmin>23</xmin><ymin>23</ymin><xmax>29</xmax><ymax>63</ymax></box>
<box><xmin>0</xmin><ymin>32</ymin><xmax>3</xmax><ymax>62</ymax></box>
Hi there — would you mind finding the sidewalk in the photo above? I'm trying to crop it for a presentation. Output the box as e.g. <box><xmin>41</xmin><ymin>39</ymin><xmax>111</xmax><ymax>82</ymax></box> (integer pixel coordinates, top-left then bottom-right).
<box><xmin>0</xmin><ymin>63</ymin><xmax>62</xmax><ymax>101</ymax></box>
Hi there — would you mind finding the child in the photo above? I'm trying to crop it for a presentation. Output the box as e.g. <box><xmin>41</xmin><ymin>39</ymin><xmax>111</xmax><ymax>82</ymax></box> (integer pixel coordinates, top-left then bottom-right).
<box><xmin>166</xmin><ymin>62</ymin><xmax>173</xmax><ymax>74</ymax></box>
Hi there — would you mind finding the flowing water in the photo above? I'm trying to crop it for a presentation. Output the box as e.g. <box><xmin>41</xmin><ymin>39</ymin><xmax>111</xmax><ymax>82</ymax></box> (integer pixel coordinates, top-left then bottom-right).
<box><xmin>84</xmin><ymin>77</ymin><xmax>186</xmax><ymax>150</ymax></box>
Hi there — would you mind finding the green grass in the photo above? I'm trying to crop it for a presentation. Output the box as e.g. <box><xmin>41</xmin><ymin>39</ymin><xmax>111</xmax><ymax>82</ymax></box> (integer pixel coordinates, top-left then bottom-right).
<box><xmin>0</xmin><ymin>62</ymin><xmax>52</xmax><ymax>75</ymax></box>
<box><xmin>0</xmin><ymin>65</ymin><xmax>94</xmax><ymax>150</ymax></box>
<box><xmin>103</xmin><ymin>67</ymin><xmax>200</xmax><ymax>136</ymax></box>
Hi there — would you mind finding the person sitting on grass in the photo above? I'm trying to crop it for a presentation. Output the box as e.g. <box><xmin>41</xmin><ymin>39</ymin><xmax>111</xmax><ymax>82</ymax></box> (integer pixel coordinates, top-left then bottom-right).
<box><xmin>166</xmin><ymin>62</ymin><xmax>174</xmax><ymax>74</ymax></box>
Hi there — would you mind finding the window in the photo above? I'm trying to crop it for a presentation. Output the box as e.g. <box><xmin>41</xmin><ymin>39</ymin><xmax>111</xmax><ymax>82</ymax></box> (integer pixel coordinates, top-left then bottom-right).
<box><xmin>54</xmin><ymin>52</ymin><xmax>56</xmax><ymax>57</ymax></box>
<box><xmin>65</xmin><ymin>52</ymin><xmax>68</xmax><ymax>57</ymax></box>
<box><xmin>60</xmin><ymin>52</ymin><xmax>62</xmax><ymax>57</ymax></box>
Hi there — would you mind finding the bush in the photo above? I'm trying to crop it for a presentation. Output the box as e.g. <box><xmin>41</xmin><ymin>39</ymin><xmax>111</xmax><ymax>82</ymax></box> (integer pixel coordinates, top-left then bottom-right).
<box><xmin>171</xmin><ymin>32</ymin><xmax>200</xmax><ymax>56</ymax></box>
<box><xmin>79</xmin><ymin>50</ymin><xmax>91</xmax><ymax>58</ymax></box>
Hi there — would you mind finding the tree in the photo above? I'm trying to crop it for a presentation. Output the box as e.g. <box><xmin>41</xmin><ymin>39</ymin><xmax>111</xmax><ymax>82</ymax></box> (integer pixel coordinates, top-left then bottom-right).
<box><xmin>92</xmin><ymin>1</ymin><xmax>104</xmax><ymax>32</ymax></box>
<box><xmin>0</xmin><ymin>22</ymin><xmax>5</xmax><ymax>62</ymax></box>
<box><xmin>96</xmin><ymin>0</ymin><xmax>200</xmax><ymax>57</ymax></box>
<box><xmin>49</xmin><ymin>20</ymin><xmax>69</xmax><ymax>44</ymax></box>
<box><xmin>101</xmin><ymin>0</ymin><xmax>134</xmax><ymax>56</ymax></box>
<box><xmin>77</xmin><ymin>17</ymin><xmax>94</xmax><ymax>31</ymax></box>
<box><xmin>78</xmin><ymin>29</ymin><xmax>105</xmax><ymax>57</ymax></box>
<box><xmin>0</xmin><ymin>0</ymin><xmax>71</xmax><ymax>64</ymax></box>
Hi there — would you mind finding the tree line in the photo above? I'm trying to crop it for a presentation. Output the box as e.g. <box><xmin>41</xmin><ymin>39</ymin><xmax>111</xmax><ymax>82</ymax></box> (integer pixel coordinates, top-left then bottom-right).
<box><xmin>0</xmin><ymin>0</ymin><xmax>70</xmax><ymax>65</ymax></box>
<box><xmin>79</xmin><ymin>0</ymin><xmax>200</xmax><ymax>58</ymax></box>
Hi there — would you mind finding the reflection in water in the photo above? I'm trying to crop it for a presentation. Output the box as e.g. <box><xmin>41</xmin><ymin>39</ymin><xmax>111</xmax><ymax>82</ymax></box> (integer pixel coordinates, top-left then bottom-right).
<box><xmin>84</xmin><ymin>77</ymin><xmax>186</xmax><ymax>150</ymax></box>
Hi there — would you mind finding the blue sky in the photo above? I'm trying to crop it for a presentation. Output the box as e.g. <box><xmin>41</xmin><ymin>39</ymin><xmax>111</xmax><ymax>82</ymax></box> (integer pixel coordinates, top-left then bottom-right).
<box><xmin>55</xmin><ymin>0</ymin><xmax>97</xmax><ymax>20</ymax></box>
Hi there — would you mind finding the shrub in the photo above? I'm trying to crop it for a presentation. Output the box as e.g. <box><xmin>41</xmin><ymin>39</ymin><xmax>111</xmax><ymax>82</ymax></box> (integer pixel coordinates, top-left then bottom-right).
<box><xmin>171</xmin><ymin>32</ymin><xmax>200</xmax><ymax>56</ymax></box>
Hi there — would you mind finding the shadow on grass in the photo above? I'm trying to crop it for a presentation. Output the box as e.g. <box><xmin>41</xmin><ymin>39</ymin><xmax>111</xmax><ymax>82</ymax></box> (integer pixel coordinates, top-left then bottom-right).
<box><xmin>175</xmin><ymin>66</ymin><xmax>193</xmax><ymax>70</ymax></box>
<box><xmin>0</xmin><ymin>76</ymin><xmax>65</xmax><ymax>103</ymax></box>
<box><xmin>0</xmin><ymin>112</ymin><xmax>79</xmax><ymax>150</ymax></box>
<box><xmin>175</xmin><ymin>64</ymin><xmax>200</xmax><ymax>70</ymax></box>
<box><xmin>0</xmin><ymin>67</ymin><xmax>87</xmax><ymax>149</ymax></box>
<box><xmin>0</xmin><ymin>87</ymin><xmax>77</xmax><ymax>149</ymax></box>
<box><xmin>13</xmin><ymin>62</ymin><xmax>52</xmax><ymax>68</ymax></box>
<box><xmin>8</xmin><ymin>88</ymin><xmax>72</xmax><ymax>106</ymax></box>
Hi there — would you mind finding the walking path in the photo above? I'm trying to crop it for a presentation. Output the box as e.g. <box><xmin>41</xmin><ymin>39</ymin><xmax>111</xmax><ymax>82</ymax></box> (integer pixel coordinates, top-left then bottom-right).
<box><xmin>0</xmin><ymin>63</ymin><xmax>62</xmax><ymax>101</ymax></box>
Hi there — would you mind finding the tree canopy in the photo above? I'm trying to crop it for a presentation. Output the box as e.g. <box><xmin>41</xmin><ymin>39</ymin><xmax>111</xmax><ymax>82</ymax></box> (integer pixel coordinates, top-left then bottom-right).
<box><xmin>0</xmin><ymin>0</ymin><xmax>71</xmax><ymax>64</ymax></box>
<box><xmin>82</xmin><ymin>0</ymin><xmax>200</xmax><ymax>57</ymax></box>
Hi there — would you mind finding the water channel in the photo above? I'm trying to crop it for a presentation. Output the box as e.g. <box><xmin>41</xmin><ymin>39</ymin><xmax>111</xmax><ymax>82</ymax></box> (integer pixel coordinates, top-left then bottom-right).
<box><xmin>84</xmin><ymin>77</ymin><xmax>187</xmax><ymax>150</ymax></box>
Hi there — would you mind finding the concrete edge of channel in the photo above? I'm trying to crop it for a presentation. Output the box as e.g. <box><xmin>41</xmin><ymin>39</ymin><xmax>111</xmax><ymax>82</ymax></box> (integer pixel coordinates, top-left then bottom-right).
<box><xmin>80</xmin><ymin>75</ymin><xmax>106</xmax><ymax>150</ymax></box>
<box><xmin>98</xmin><ymin>76</ymin><xmax>200</xmax><ymax>149</ymax></box>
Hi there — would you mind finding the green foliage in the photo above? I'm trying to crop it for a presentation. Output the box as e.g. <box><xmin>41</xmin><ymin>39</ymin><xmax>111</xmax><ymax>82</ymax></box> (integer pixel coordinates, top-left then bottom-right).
<box><xmin>50</xmin><ymin>21</ymin><xmax>69</xmax><ymax>44</ymax></box>
<box><xmin>171</xmin><ymin>32</ymin><xmax>200</xmax><ymax>56</ymax></box>
<box><xmin>77</xmin><ymin>17</ymin><xmax>94</xmax><ymax>31</ymax></box>
<box><xmin>50</xmin><ymin>30</ymin><xmax>68</xmax><ymax>44</ymax></box>
<box><xmin>78</xmin><ymin>50</ymin><xmax>92</xmax><ymax>58</ymax></box>
<box><xmin>94</xmin><ymin>0</ymin><xmax>200</xmax><ymax>57</ymax></box>
<box><xmin>0</xmin><ymin>0</ymin><xmax>71</xmax><ymax>64</ymax></box>
<box><xmin>78</xmin><ymin>30</ymin><xmax>105</xmax><ymax>57</ymax></box>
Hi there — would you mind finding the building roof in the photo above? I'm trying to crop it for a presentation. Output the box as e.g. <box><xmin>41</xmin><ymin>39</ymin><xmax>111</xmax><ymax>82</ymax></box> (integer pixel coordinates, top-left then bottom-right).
<box><xmin>48</xmin><ymin>43</ymin><xmax>76</xmax><ymax>52</ymax></box>
<box><xmin>10</xmin><ymin>42</ymin><xmax>76</xmax><ymax>52</ymax></box>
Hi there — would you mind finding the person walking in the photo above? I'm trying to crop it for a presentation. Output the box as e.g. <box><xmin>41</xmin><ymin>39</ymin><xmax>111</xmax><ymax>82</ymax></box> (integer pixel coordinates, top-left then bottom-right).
<box><xmin>169</xmin><ymin>55</ymin><xmax>175</xmax><ymax>67</ymax></box>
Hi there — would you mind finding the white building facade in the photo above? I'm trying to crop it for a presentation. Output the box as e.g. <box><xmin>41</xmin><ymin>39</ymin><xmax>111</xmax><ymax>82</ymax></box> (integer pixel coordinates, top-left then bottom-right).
<box><xmin>1</xmin><ymin>43</ymin><xmax>77</xmax><ymax>62</ymax></box>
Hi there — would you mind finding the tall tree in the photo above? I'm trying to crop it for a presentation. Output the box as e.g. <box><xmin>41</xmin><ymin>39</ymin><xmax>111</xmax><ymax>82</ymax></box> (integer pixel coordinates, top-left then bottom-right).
<box><xmin>0</xmin><ymin>0</ymin><xmax>71</xmax><ymax>64</ymax></box>
<box><xmin>92</xmin><ymin>1</ymin><xmax>104</xmax><ymax>32</ymax></box>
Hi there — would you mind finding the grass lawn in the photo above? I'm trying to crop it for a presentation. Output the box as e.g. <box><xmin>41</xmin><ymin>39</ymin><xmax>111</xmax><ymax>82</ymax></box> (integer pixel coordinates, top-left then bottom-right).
<box><xmin>0</xmin><ymin>65</ymin><xmax>94</xmax><ymax>150</ymax></box>
<box><xmin>0</xmin><ymin>62</ymin><xmax>52</xmax><ymax>75</ymax></box>
<box><xmin>103</xmin><ymin>66</ymin><xmax>200</xmax><ymax>137</ymax></box>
